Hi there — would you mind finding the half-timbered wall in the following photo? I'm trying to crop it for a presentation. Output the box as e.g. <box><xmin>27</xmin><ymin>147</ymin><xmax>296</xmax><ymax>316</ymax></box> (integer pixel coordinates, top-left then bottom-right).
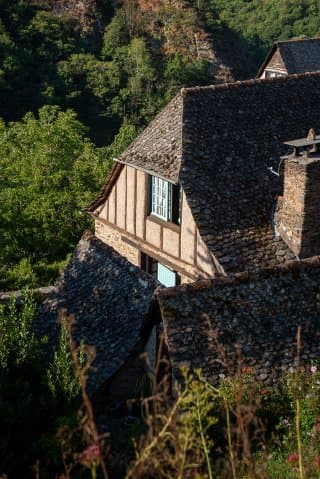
<box><xmin>94</xmin><ymin>165</ymin><xmax>216</xmax><ymax>283</ymax></box>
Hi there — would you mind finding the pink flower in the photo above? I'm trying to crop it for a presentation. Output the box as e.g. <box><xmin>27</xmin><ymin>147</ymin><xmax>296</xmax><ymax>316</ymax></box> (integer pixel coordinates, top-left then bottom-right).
<box><xmin>288</xmin><ymin>454</ymin><xmax>298</xmax><ymax>463</ymax></box>
<box><xmin>78</xmin><ymin>444</ymin><xmax>100</xmax><ymax>467</ymax></box>
<box><xmin>88</xmin><ymin>444</ymin><xmax>100</xmax><ymax>457</ymax></box>
<box><xmin>311</xmin><ymin>365</ymin><xmax>317</xmax><ymax>373</ymax></box>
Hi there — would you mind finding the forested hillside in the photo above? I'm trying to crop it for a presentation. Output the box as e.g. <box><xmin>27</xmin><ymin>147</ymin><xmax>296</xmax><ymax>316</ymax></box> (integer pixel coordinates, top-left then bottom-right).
<box><xmin>1</xmin><ymin>0</ymin><xmax>319</xmax><ymax>290</ymax></box>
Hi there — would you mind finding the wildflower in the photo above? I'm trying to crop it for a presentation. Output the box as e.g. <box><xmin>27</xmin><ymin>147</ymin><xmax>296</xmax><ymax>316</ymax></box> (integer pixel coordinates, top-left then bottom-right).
<box><xmin>261</xmin><ymin>388</ymin><xmax>269</xmax><ymax>395</ymax></box>
<box><xmin>288</xmin><ymin>454</ymin><xmax>298</xmax><ymax>462</ymax></box>
<box><xmin>78</xmin><ymin>444</ymin><xmax>100</xmax><ymax>468</ymax></box>
<box><xmin>311</xmin><ymin>365</ymin><xmax>318</xmax><ymax>373</ymax></box>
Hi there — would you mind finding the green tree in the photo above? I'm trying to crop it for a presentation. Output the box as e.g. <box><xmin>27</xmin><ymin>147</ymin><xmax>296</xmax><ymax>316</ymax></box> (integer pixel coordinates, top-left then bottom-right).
<box><xmin>0</xmin><ymin>106</ymin><xmax>109</xmax><ymax>290</ymax></box>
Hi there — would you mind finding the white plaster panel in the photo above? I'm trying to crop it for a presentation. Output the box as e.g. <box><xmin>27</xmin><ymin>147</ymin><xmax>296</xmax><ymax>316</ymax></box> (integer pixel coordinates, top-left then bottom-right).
<box><xmin>196</xmin><ymin>229</ymin><xmax>215</xmax><ymax>276</ymax></box>
<box><xmin>116</xmin><ymin>167</ymin><xmax>126</xmax><ymax>229</ymax></box>
<box><xmin>146</xmin><ymin>218</ymin><xmax>161</xmax><ymax>248</ymax></box>
<box><xmin>99</xmin><ymin>202</ymin><xmax>108</xmax><ymax>221</ymax></box>
<box><xmin>179</xmin><ymin>274</ymin><xmax>196</xmax><ymax>284</ymax></box>
<box><xmin>126</xmin><ymin>166</ymin><xmax>136</xmax><ymax>235</ymax></box>
<box><xmin>108</xmin><ymin>188</ymin><xmax>116</xmax><ymax>224</ymax></box>
<box><xmin>180</xmin><ymin>192</ymin><xmax>196</xmax><ymax>264</ymax></box>
<box><xmin>163</xmin><ymin>227</ymin><xmax>179</xmax><ymax>258</ymax></box>
<box><xmin>136</xmin><ymin>170</ymin><xmax>146</xmax><ymax>239</ymax></box>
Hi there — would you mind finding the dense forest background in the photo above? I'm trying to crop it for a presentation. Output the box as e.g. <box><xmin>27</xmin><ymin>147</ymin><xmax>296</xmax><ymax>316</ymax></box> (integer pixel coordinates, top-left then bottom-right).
<box><xmin>1</xmin><ymin>0</ymin><xmax>320</xmax><ymax>291</ymax></box>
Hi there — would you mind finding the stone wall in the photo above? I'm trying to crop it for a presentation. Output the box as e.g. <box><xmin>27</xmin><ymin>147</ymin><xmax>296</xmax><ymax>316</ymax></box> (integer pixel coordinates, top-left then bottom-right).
<box><xmin>157</xmin><ymin>256</ymin><xmax>320</xmax><ymax>386</ymax></box>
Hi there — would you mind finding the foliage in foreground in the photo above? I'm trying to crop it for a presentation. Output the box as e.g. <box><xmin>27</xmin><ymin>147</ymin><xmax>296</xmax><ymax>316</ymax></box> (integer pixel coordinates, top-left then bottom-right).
<box><xmin>2</xmin><ymin>299</ymin><xmax>320</xmax><ymax>479</ymax></box>
<box><xmin>125</xmin><ymin>365</ymin><xmax>320</xmax><ymax>479</ymax></box>
<box><xmin>0</xmin><ymin>293</ymin><xmax>82</xmax><ymax>478</ymax></box>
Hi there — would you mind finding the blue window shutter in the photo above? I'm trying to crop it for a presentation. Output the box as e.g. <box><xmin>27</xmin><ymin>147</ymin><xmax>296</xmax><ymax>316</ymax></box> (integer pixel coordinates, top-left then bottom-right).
<box><xmin>157</xmin><ymin>263</ymin><xmax>177</xmax><ymax>287</ymax></box>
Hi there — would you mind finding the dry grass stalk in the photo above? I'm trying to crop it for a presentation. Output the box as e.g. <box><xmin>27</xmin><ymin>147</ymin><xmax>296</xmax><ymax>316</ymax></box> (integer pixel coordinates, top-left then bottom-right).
<box><xmin>59</xmin><ymin>309</ymin><xmax>110</xmax><ymax>479</ymax></box>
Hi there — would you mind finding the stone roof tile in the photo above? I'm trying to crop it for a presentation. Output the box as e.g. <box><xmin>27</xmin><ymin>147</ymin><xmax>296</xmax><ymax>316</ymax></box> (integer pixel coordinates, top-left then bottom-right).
<box><xmin>36</xmin><ymin>231</ymin><xmax>158</xmax><ymax>390</ymax></box>
<box><xmin>180</xmin><ymin>72</ymin><xmax>320</xmax><ymax>271</ymax></box>
<box><xmin>156</xmin><ymin>256</ymin><xmax>320</xmax><ymax>385</ymax></box>
<box><xmin>117</xmin><ymin>93</ymin><xmax>183</xmax><ymax>184</ymax></box>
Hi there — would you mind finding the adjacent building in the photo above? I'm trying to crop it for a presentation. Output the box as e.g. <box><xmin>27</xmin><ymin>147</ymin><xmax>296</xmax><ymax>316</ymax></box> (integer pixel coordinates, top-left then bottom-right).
<box><xmin>257</xmin><ymin>37</ymin><xmax>320</xmax><ymax>78</ymax></box>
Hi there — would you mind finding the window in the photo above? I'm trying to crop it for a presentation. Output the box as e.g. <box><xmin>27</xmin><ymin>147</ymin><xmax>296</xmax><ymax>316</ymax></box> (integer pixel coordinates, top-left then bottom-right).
<box><xmin>141</xmin><ymin>253</ymin><xmax>179</xmax><ymax>287</ymax></box>
<box><xmin>149</xmin><ymin>175</ymin><xmax>181</xmax><ymax>224</ymax></box>
<box><xmin>265</xmin><ymin>70</ymin><xmax>286</xmax><ymax>78</ymax></box>
<box><xmin>157</xmin><ymin>263</ymin><xmax>177</xmax><ymax>287</ymax></box>
<box><xmin>151</xmin><ymin>176</ymin><xmax>171</xmax><ymax>220</ymax></box>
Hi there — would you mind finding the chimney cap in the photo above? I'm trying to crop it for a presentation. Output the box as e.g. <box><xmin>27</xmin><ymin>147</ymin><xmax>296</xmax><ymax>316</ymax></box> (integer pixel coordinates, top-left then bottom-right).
<box><xmin>284</xmin><ymin>131</ymin><xmax>320</xmax><ymax>148</ymax></box>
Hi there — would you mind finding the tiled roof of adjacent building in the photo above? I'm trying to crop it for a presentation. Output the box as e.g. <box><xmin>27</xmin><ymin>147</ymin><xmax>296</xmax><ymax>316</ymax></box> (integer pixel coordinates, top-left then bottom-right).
<box><xmin>86</xmin><ymin>72</ymin><xmax>320</xmax><ymax>273</ymax></box>
<box><xmin>156</xmin><ymin>256</ymin><xmax>320</xmax><ymax>385</ymax></box>
<box><xmin>257</xmin><ymin>37</ymin><xmax>320</xmax><ymax>77</ymax></box>
<box><xmin>36</xmin><ymin>231</ymin><xmax>158</xmax><ymax>390</ymax></box>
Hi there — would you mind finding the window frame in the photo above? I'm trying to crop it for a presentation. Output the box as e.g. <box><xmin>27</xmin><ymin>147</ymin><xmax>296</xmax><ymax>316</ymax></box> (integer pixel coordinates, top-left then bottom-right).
<box><xmin>149</xmin><ymin>175</ymin><xmax>181</xmax><ymax>224</ymax></box>
<box><xmin>140</xmin><ymin>252</ymin><xmax>180</xmax><ymax>286</ymax></box>
<box><xmin>265</xmin><ymin>69</ymin><xmax>286</xmax><ymax>78</ymax></box>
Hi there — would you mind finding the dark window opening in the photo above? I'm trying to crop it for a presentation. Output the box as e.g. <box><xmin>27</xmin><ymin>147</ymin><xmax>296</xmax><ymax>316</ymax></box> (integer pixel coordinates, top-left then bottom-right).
<box><xmin>141</xmin><ymin>252</ymin><xmax>180</xmax><ymax>287</ymax></box>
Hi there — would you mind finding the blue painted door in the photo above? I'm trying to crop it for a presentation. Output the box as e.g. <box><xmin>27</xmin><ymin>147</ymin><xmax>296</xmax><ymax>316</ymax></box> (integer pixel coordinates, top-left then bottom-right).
<box><xmin>157</xmin><ymin>263</ymin><xmax>176</xmax><ymax>287</ymax></box>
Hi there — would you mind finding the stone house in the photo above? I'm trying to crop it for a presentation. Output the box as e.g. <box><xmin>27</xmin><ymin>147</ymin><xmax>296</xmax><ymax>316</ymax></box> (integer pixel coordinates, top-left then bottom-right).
<box><xmin>85</xmin><ymin>71</ymin><xmax>320</xmax><ymax>287</ymax></box>
<box><xmin>257</xmin><ymin>37</ymin><xmax>320</xmax><ymax>78</ymax></box>
<box><xmin>29</xmin><ymin>71</ymin><xmax>320</xmax><ymax>395</ymax></box>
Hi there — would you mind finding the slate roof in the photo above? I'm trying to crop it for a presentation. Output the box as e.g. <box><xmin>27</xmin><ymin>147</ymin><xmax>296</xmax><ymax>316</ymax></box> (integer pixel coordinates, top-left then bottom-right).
<box><xmin>36</xmin><ymin>231</ymin><xmax>158</xmax><ymax>390</ymax></box>
<box><xmin>156</xmin><ymin>256</ymin><xmax>320</xmax><ymax>385</ymax></box>
<box><xmin>257</xmin><ymin>37</ymin><xmax>320</xmax><ymax>77</ymax></box>
<box><xmin>87</xmin><ymin>72</ymin><xmax>320</xmax><ymax>273</ymax></box>
<box><xmin>117</xmin><ymin>93</ymin><xmax>183</xmax><ymax>183</ymax></box>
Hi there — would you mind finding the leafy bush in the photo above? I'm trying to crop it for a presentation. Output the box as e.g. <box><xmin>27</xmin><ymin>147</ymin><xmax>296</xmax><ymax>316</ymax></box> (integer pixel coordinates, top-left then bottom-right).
<box><xmin>0</xmin><ymin>293</ymin><xmax>81</xmax><ymax>478</ymax></box>
<box><xmin>48</xmin><ymin>317</ymin><xmax>84</xmax><ymax>401</ymax></box>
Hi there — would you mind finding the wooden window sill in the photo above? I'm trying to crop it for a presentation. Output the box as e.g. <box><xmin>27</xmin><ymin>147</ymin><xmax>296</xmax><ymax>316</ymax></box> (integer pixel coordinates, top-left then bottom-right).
<box><xmin>147</xmin><ymin>214</ymin><xmax>180</xmax><ymax>233</ymax></box>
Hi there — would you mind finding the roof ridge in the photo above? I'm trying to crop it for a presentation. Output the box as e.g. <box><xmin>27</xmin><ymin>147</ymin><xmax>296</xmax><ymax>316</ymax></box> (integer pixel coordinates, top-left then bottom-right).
<box><xmin>156</xmin><ymin>255</ymin><xmax>320</xmax><ymax>299</ymax></box>
<box><xmin>181</xmin><ymin>71</ymin><xmax>320</xmax><ymax>95</ymax></box>
<box><xmin>277</xmin><ymin>36</ymin><xmax>320</xmax><ymax>46</ymax></box>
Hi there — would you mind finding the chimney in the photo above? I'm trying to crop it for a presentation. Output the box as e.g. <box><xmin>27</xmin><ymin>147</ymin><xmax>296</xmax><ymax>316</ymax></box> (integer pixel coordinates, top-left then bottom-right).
<box><xmin>275</xmin><ymin>129</ymin><xmax>320</xmax><ymax>258</ymax></box>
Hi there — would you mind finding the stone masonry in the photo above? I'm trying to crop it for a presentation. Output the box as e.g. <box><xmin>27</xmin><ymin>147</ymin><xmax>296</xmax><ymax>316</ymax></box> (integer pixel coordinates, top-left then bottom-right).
<box><xmin>276</xmin><ymin>154</ymin><xmax>320</xmax><ymax>258</ymax></box>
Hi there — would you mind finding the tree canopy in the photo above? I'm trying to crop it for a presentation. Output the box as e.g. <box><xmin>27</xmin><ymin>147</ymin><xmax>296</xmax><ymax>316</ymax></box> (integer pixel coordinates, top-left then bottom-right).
<box><xmin>1</xmin><ymin>0</ymin><xmax>320</xmax><ymax>289</ymax></box>
<box><xmin>0</xmin><ymin>106</ymin><xmax>111</xmax><ymax>289</ymax></box>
